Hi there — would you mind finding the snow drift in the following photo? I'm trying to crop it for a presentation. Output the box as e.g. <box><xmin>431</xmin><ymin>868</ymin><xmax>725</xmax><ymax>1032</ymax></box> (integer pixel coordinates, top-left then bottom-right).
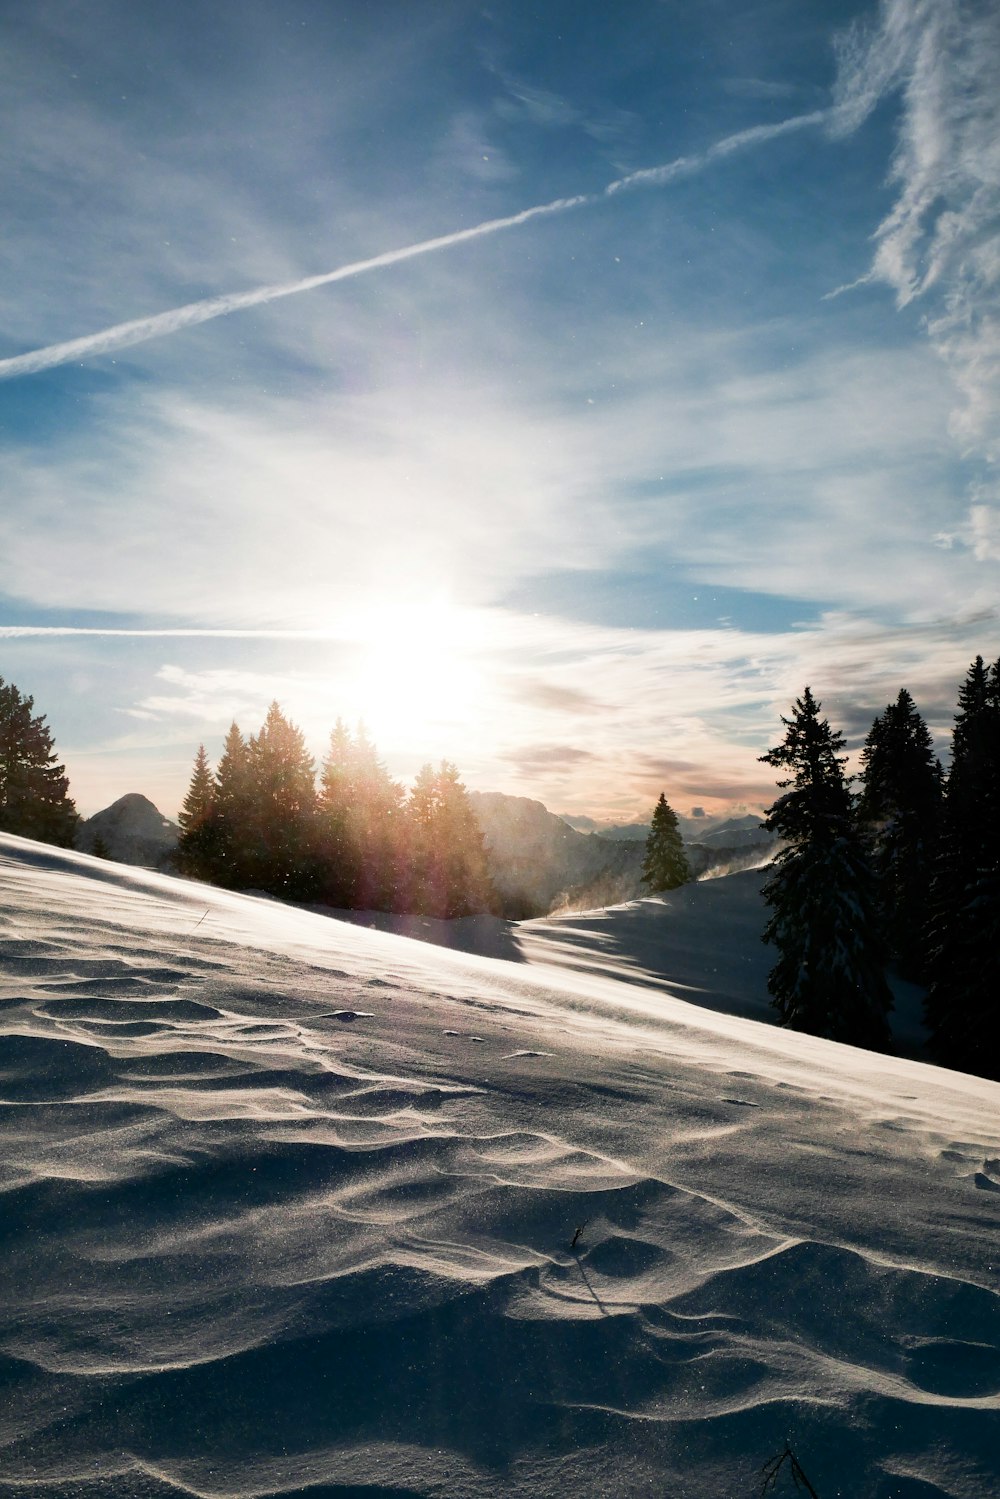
<box><xmin>0</xmin><ymin>833</ymin><xmax>997</xmax><ymax>1498</ymax></box>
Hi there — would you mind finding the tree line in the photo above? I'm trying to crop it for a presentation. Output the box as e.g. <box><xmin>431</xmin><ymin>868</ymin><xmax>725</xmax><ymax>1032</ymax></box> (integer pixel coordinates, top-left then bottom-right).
<box><xmin>1</xmin><ymin>662</ymin><xmax>996</xmax><ymax>1077</ymax></box>
<box><xmin>175</xmin><ymin>702</ymin><xmax>496</xmax><ymax>918</ymax></box>
<box><xmin>760</xmin><ymin>656</ymin><xmax>999</xmax><ymax>1078</ymax></box>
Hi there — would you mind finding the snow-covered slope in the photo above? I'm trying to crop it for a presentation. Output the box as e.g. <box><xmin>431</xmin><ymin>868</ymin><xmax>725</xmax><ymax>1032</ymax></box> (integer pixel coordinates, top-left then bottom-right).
<box><xmin>1</xmin><ymin>833</ymin><xmax>998</xmax><ymax>1498</ymax></box>
<box><xmin>325</xmin><ymin>868</ymin><xmax>928</xmax><ymax>1055</ymax></box>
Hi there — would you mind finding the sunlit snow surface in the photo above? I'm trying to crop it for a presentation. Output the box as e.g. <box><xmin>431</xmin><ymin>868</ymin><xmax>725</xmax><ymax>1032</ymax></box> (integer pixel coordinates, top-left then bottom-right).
<box><xmin>1</xmin><ymin>835</ymin><xmax>998</xmax><ymax>1499</ymax></box>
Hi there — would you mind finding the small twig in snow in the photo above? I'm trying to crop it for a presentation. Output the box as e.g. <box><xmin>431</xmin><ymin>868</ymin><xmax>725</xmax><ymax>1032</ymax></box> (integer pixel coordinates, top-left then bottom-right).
<box><xmin>759</xmin><ymin>1444</ymin><xmax>821</xmax><ymax>1498</ymax></box>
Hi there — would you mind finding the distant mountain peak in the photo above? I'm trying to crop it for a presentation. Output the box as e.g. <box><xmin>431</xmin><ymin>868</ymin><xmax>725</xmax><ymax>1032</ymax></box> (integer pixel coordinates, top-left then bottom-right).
<box><xmin>98</xmin><ymin>791</ymin><xmax>171</xmax><ymax>817</ymax></box>
<box><xmin>77</xmin><ymin>793</ymin><xmax>179</xmax><ymax>868</ymax></box>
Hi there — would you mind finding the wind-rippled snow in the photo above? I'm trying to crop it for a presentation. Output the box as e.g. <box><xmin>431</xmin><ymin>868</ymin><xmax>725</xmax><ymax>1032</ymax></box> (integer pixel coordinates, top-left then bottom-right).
<box><xmin>1</xmin><ymin>834</ymin><xmax>997</xmax><ymax>1498</ymax></box>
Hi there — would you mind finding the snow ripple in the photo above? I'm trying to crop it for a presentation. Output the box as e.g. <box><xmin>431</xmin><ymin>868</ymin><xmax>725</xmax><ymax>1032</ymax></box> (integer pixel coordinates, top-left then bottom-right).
<box><xmin>1</xmin><ymin>839</ymin><xmax>998</xmax><ymax>1497</ymax></box>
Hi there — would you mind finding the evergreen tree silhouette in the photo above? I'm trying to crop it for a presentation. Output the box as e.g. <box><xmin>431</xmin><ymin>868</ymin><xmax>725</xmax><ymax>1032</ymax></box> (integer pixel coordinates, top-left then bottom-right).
<box><xmin>317</xmin><ymin>718</ymin><xmax>360</xmax><ymax>906</ymax></box>
<box><xmin>433</xmin><ymin>761</ymin><xmax>495</xmax><ymax>917</ymax></box>
<box><xmin>640</xmin><ymin>793</ymin><xmax>691</xmax><ymax>892</ymax></box>
<box><xmin>0</xmin><ymin>676</ymin><xmax>78</xmax><ymax>848</ymax></box>
<box><xmin>924</xmin><ymin>656</ymin><xmax>1000</xmax><ymax>1076</ymax></box>
<box><xmin>90</xmin><ymin>831</ymin><xmax>112</xmax><ymax>860</ymax></box>
<box><xmin>406</xmin><ymin>761</ymin><xmax>495</xmax><ymax>917</ymax></box>
<box><xmin>212</xmin><ymin>722</ymin><xmax>253</xmax><ymax>888</ymax></box>
<box><xmin>761</xmin><ymin>688</ymin><xmax>892</xmax><ymax>1047</ymax></box>
<box><xmin>348</xmin><ymin>724</ymin><xmax>404</xmax><ymax>910</ymax></box>
<box><xmin>316</xmin><ymin>720</ymin><xmax>403</xmax><ymax>909</ymax></box>
<box><xmin>857</xmin><ymin>689</ymin><xmax>943</xmax><ymax>976</ymax></box>
<box><xmin>176</xmin><ymin>744</ymin><xmax>218</xmax><ymax>879</ymax></box>
<box><xmin>406</xmin><ymin>762</ymin><xmax>445</xmax><ymax>915</ymax></box>
<box><xmin>246</xmin><ymin>702</ymin><xmax>319</xmax><ymax>898</ymax></box>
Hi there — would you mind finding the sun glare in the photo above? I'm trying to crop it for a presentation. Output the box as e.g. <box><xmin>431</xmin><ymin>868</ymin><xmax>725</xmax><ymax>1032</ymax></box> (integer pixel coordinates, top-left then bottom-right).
<box><xmin>340</xmin><ymin>598</ymin><xmax>485</xmax><ymax>749</ymax></box>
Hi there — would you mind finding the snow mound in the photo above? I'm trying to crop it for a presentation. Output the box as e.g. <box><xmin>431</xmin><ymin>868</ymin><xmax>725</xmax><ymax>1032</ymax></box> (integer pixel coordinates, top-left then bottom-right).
<box><xmin>1</xmin><ymin>833</ymin><xmax>998</xmax><ymax>1498</ymax></box>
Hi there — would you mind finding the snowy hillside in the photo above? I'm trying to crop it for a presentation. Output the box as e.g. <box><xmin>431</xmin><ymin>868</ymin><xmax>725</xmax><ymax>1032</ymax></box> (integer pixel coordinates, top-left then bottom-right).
<box><xmin>1</xmin><ymin>833</ymin><xmax>998</xmax><ymax>1499</ymax></box>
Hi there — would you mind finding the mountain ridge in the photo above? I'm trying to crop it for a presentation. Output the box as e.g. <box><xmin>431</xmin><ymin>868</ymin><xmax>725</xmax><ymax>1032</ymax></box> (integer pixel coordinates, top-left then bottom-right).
<box><xmin>76</xmin><ymin>788</ymin><xmax>775</xmax><ymax>912</ymax></box>
<box><xmin>76</xmin><ymin>792</ymin><xmax>180</xmax><ymax>870</ymax></box>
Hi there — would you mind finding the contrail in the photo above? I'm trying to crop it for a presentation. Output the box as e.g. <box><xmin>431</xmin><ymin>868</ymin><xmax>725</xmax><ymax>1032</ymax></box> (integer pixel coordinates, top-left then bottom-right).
<box><xmin>0</xmin><ymin>111</ymin><xmax>827</xmax><ymax>382</ymax></box>
<box><xmin>0</xmin><ymin>626</ymin><xmax>336</xmax><ymax>638</ymax></box>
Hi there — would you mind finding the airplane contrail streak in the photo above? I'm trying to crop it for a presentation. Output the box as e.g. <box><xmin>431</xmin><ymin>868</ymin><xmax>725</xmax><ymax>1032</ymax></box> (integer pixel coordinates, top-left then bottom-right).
<box><xmin>0</xmin><ymin>626</ymin><xmax>335</xmax><ymax>638</ymax></box>
<box><xmin>0</xmin><ymin>111</ymin><xmax>827</xmax><ymax>382</ymax></box>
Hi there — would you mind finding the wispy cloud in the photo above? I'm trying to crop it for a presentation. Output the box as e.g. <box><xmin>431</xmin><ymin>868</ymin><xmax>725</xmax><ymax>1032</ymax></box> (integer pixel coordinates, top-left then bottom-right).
<box><xmin>492</xmin><ymin>75</ymin><xmax>585</xmax><ymax>129</ymax></box>
<box><xmin>134</xmin><ymin>664</ymin><xmax>297</xmax><ymax>725</ymax></box>
<box><xmin>0</xmin><ymin>376</ymin><xmax>623</xmax><ymax>625</ymax></box>
<box><xmin>832</xmin><ymin>0</ymin><xmax>1000</xmax><ymax>535</ymax></box>
<box><xmin>0</xmin><ymin>111</ymin><xmax>828</xmax><ymax>382</ymax></box>
<box><xmin>436</xmin><ymin>111</ymin><xmax>520</xmax><ymax>184</ymax></box>
<box><xmin>834</xmin><ymin>0</ymin><xmax>999</xmax><ymax>319</ymax></box>
<box><xmin>499</xmin><ymin>742</ymin><xmax>598</xmax><ymax>777</ymax></box>
<box><xmin>7</xmin><ymin>3</ymin><xmax>997</xmax><ymax>824</ymax></box>
<box><xmin>504</xmin><ymin>680</ymin><xmax>608</xmax><ymax>715</ymax></box>
<box><xmin>721</xmin><ymin>77</ymin><xmax>807</xmax><ymax>103</ymax></box>
<box><xmin>37</xmin><ymin>597</ymin><xmax>996</xmax><ymax>819</ymax></box>
<box><xmin>489</xmin><ymin>66</ymin><xmax>637</xmax><ymax>145</ymax></box>
<box><xmin>0</xmin><ymin>333</ymin><xmax>975</xmax><ymax>633</ymax></box>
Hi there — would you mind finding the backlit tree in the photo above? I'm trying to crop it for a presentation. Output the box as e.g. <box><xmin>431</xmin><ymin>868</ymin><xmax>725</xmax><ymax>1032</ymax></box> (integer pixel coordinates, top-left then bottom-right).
<box><xmin>640</xmin><ymin>793</ymin><xmax>691</xmax><ymax>892</ymax></box>
<box><xmin>245</xmin><ymin>702</ymin><xmax>318</xmax><ymax>898</ymax></box>
<box><xmin>856</xmin><ymin>688</ymin><xmax>942</xmax><ymax>975</ymax></box>
<box><xmin>924</xmin><ymin>656</ymin><xmax>1000</xmax><ymax>1075</ymax></box>
<box><xmin>0</xmin><ymin>677</ymin><xmax>78</xmax><ymax>848</ymax></box>
<box><xmin>212</xmin><ymin>722</ymin><xmax>254</xmax><ymax>888</ymax></box>
<box><xmin>176</xmin><ymin>744</ymin><xmax>218</xmax><ymax>880</ymax></box>
<box><xmin>405</xmin><ymin>760</ymin><xmax>495</xmax><ymax>917</ymax></box>
<box><xmin>317</xmin><ymin>718</ymin><xmax>359</xmax><ymax>906</ymax></box>
<box><xmin>761</xmin><ymin>688</ymin><xmax>892</xmax><ymax>1047</ymax></box>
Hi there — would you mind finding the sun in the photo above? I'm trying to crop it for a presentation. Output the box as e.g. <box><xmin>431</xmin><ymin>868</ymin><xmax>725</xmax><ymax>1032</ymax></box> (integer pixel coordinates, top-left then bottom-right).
<box><xmin>340</xmin><ymin>597</ymin><xmax>485</xmax><ymax>749</ymax></box>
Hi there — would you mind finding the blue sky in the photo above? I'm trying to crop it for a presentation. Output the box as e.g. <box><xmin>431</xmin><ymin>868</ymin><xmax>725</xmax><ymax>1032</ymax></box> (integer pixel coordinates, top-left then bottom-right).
<box><xmin>2</xmin><ymin>0</ymin><xmax>998</xmax><ymax>818</ymax></box>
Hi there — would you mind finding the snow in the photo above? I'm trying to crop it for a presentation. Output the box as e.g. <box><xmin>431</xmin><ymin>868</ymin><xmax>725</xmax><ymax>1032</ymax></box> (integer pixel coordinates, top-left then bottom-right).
<box><xmin>1</xmin><ymin>832</ymin><xmax>998</xmax><ymax>1498</ymax></box>
<box><xmin>325</xmin><ymin>868</ymin><xmax>927</xmax><ymax>1053</ymax></box>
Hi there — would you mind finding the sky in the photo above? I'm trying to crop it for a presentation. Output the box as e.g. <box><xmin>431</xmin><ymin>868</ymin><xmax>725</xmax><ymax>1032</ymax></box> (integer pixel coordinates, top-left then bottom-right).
<box><xmin>2</xmin><ymin>0</ymin><xmax>998</xmax><ymax>820</ymax></box>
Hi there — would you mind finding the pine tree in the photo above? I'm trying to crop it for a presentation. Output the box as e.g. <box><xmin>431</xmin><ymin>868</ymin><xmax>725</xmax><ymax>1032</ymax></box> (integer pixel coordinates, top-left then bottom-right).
<box><xmin>90</xmin><ymin>831</ymin><xmax>112</xmax><ymax>860</ymax></box>
<box><xmin>245</xmin><ymin>702</ymin><xmax>319</xmax><ymax>898</ymax></box>
<box><xmin>405</xmin><ymin>762</ymin><xmax>441</xmax><ymax>914</ymax></box>
<box><xmin>348</xmin><ymin>724</ymin><xmax>404</xmax><ymax>910</ymax></box>
<box><xmin>317</xmin><ymin>718</ymin><xmax>360</xmax><ymax>906</ymax></box>
<box><xmin>315</xmin><ymin>721</ymin><xmax>404</xmax><ymax>910</ymax></box>
<box><xmin>856</xmin><ymin>689</ymin><xmax>943</xmax><ymax>975</ymax></box>
<box><xmin>0</xmin><ymin>677</ymin><xmax>78</xmax><ymax>848</ymax></box>
<box><xmin>176</xmin><ymin>744</ymin><xmax>218</xmax><ymax>880</ymax></box>
<box><xmin>212</xmin><ymin>722</ymin><xmax>253</xmax><ymax>888</ymax></box>
<box><xmin>405</xmin><ymin>761</ymin><xmax>495</xmax><ymax>917</ymax></box>
<box><xmin>640</xmin><ymin>793</ymin><xmax>691</xmax><ymax>892</ymax></box>
<box><xmin>432</xmin><ymin>761</ymin><xmax>495</xmax><ymax>917</ymax></box>
<box><xmin>760</xmin><ymin>688</ymin><xmax>892</xmax><ymax>1047</ymax></box>
<box><xmin>924</xmin><ymin>656</ymin><xmax>1000</xmax><ymax>1076</ymax></box>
